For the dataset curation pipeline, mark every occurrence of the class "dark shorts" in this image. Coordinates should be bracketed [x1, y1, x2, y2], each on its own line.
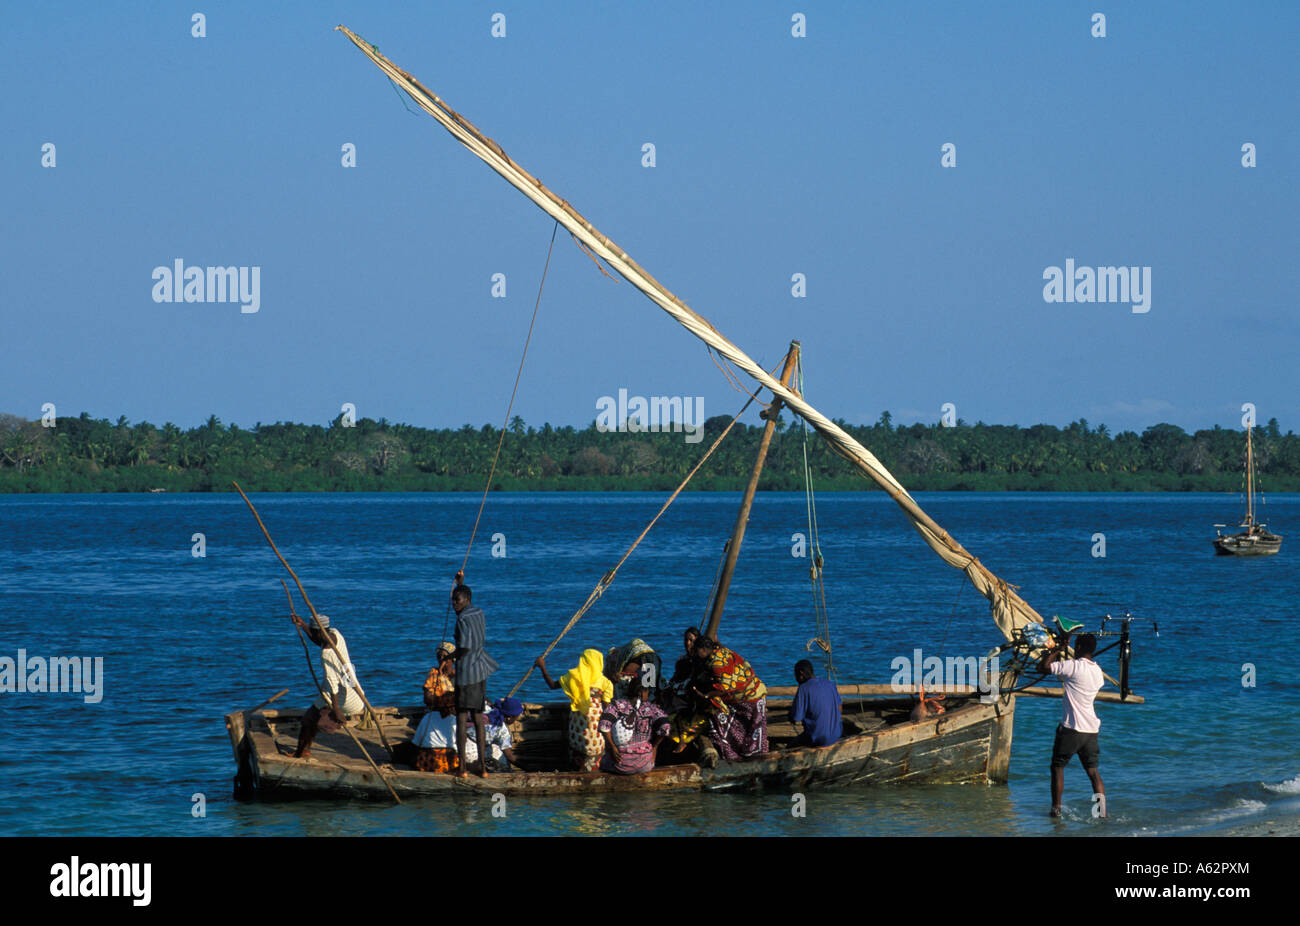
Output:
[455, 678, 486, 713]
[1051, 725, 1100, 769]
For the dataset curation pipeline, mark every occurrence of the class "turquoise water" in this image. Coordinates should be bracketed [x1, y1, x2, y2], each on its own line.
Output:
[2, 491, 1297, 836]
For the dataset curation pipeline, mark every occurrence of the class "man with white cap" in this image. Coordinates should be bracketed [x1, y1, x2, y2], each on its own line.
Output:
[292, 613, 365, 759]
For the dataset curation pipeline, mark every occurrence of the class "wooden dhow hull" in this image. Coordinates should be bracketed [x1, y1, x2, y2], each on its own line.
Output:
[225, 691, 1015, 800]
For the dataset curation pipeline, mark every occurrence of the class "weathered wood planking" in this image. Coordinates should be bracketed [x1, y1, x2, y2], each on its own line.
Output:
[226, 691, 1016, 800]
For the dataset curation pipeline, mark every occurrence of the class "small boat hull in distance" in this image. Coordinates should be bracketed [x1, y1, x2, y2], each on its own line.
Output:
[224, 691, 1016, 801]
[1213, 529, 1282, 556]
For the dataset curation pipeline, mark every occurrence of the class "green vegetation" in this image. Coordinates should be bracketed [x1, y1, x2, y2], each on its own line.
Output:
[1, 411, 1297, 493]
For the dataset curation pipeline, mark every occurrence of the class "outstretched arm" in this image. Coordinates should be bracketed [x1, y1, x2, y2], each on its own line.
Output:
[533, 655, 562, 690]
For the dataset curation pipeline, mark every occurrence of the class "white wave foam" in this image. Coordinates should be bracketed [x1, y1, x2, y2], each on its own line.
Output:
[1204, 798, 1266, 824]
[1263, 775, 1300, 795]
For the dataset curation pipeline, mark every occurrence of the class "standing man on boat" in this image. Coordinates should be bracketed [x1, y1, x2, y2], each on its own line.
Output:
[1039, 632, 1106, 818]
[451, 577, 499, 778]
[789, 659, 841, 748]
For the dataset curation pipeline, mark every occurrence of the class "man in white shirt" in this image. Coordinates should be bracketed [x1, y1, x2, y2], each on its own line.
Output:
[292, 613, 365, 759]
[1039, 632, 1106, 818]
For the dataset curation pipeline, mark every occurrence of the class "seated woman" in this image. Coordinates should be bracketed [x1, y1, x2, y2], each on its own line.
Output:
[422, 641, 456, 715]
[663, 626, 701, 714]
[463, 697, 526, 772]
[605, 638, 662, 700]
[676, 635, 768, 761]
[411, 703, 459, 773]
[535, 650, 613, 771]
[599, 678, 670, 775]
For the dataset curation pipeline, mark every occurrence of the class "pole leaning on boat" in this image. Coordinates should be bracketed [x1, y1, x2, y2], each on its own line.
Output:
[334, 25, 1047, 643]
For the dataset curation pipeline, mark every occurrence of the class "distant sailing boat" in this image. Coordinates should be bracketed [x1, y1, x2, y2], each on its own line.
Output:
[1214, 425, 1282, 556]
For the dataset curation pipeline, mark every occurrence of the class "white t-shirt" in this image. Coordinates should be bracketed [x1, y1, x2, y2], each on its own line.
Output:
[1048, 657, 1104, 733]
[313, 628, 365, 715]
[413, 711, 457, 749]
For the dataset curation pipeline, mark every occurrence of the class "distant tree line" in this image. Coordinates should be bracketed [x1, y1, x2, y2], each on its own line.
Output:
[1, 410, 1296, 493]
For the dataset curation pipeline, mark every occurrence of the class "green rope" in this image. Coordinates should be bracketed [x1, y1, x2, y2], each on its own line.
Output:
[388, 77, 418, 114]
[370, 44, 419, 115]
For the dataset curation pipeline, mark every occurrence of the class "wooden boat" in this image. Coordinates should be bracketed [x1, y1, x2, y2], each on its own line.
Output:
[1214, 424, 1282, 556]
[220, 28, 1143, 802]
[226, 689, 1015, 799]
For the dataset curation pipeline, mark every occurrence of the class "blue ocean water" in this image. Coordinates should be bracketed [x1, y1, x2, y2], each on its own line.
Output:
[1, 491, 1297, 837]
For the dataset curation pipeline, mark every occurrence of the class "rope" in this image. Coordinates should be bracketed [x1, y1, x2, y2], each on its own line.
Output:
[448, 221, 559, 638]
[797, 358, 835, 681]
[570, 232, 619, 281]
[702, 540, 731, 626]
[507, 393, 756, 697]
[936, 573, 967, 657]
[708, 347, 769, 407]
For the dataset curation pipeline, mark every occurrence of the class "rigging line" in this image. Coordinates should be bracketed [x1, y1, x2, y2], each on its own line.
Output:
[702, 539, 732, 625]
[797, 359, 834, 679]
[570, 232, 619, 281]
[708, 347, 770, 407]
[458, 220, 560, 580]
[935, 572, 968, 659]
[388, 76, 419, 114]
[507, 392, 756, 698]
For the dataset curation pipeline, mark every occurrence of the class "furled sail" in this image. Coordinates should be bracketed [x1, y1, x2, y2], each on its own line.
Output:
[336, 26, 1045, 642]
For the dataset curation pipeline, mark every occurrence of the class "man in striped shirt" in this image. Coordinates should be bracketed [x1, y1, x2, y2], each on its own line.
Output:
[451, 582, 499, 778]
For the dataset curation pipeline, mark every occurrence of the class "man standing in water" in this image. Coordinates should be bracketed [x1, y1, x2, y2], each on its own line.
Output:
[451, 579, 498, 778]
[1040, 632, 1106, 818]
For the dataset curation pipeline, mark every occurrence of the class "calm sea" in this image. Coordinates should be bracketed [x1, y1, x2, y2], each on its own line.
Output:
[2, 491, 1297, 837]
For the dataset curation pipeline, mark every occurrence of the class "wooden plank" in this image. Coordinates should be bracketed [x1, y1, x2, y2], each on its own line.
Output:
[765, 683, 1143, 704]
[1021, 686, 1143, 705]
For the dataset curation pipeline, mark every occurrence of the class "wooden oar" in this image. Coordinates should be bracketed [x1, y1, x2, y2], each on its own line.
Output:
[284, 580, 403, 804]
[232, 480, 396, 757]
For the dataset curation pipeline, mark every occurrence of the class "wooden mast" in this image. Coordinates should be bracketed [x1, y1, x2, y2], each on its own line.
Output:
[704, 341, 800, 641]
[1246, 424, 1255, 526]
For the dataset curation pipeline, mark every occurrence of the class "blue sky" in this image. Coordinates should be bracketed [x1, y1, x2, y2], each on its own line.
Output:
[3, 0, 1297, 434]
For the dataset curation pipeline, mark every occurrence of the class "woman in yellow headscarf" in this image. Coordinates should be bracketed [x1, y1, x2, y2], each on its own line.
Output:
[535, 650, 614, 771]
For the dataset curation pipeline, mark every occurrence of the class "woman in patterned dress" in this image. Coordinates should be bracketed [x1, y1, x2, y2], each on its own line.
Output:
[534, 650, 613, 771]
[677, 635, 768, 761]
[598, 678, 671, 774]
[422, 641, 457, 714]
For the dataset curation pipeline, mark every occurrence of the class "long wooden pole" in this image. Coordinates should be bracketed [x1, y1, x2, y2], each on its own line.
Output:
[232, 481, 395, 757]
[704, 342, 800, 640]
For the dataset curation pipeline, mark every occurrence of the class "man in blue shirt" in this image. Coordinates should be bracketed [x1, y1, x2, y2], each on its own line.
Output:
[790, 659, 841, 748]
